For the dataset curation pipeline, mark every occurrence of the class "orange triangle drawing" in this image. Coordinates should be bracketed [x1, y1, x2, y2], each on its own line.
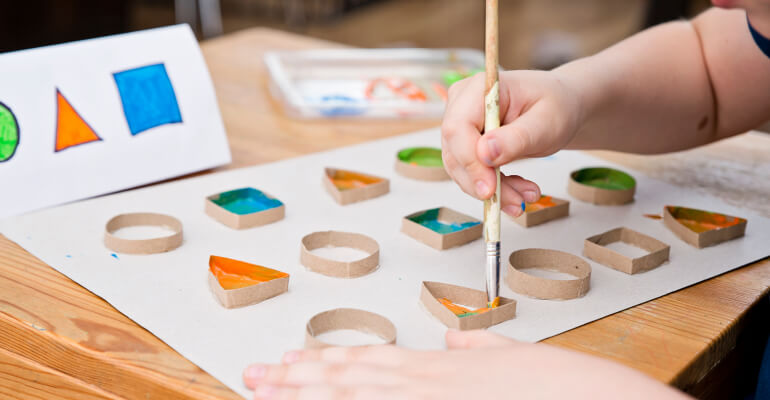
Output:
[55, 89, 101, 152]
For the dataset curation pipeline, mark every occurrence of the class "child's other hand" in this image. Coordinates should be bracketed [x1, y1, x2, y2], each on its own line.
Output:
[441, 70, 582, 216]
[243, 330, 690, 400]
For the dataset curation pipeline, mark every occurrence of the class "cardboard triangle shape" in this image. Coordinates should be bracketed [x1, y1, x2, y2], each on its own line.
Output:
[54, 89, 102, 152]
[323, 167, 389, 205]
[663, 206, 747, 248]
[208, 255, 289, 308]
[419, 281, 516, 330]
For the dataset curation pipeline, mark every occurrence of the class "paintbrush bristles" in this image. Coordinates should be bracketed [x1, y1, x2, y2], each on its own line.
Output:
[483, 0, 501, 244]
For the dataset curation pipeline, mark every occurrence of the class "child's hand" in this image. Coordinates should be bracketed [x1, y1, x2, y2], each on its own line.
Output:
[441, 70, 582, 216]
[243, 330, 690, 400]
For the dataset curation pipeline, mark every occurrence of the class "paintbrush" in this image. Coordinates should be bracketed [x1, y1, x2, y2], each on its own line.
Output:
[483, 0, 501, 307]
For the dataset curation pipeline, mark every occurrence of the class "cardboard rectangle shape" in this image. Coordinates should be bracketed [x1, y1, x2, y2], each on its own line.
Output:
[506, 249, 591, 300]
[567, 167, 636, 205]
[305, 308, 396, 349]
[584, 227, 670, 274]
[513, 195, 570, 227]
[401, 207, 482, 250]
[208, 256, 289, 309]
[663, 206, 747, 248]
[205, 187, 285, 229]
[323, 167, 390, 205]
[419, 281, 516, 330]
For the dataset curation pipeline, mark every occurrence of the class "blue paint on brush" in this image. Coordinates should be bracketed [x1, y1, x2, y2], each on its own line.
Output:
[111, 253, 119, 260]
[210, 188, 283, 215]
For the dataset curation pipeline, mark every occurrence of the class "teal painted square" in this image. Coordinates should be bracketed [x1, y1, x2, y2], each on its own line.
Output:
[408, 208, 480, 234]
[211, 188, 282, 215]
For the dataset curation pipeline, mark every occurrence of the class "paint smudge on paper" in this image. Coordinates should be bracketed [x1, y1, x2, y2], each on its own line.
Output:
[666, 206, 745, 234]
[397, 147, 443, 168]
[209, 255, 288, 290]
[524, 196, 557, 213]
[0, 101, 19, 162]
[210, 188, 283, 215]
[110, 253, 119, 260]
[328, 169, 382, 191]
[438, 297, 497, 318]
[408, 208, 480, 234]
[572, 167, 635, 191]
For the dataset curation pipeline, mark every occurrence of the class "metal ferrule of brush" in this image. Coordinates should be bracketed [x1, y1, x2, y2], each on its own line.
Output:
[485, 241, 501, 302]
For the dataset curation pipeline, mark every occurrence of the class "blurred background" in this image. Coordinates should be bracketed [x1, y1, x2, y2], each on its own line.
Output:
[2, 0, 711, 69]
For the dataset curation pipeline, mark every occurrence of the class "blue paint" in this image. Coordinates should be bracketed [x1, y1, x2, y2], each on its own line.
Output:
[111, 253, 119, 260]
[749, 15, 770, 58]
[113, 63, 183, 135]
[409, 208, 480, 234]
[521, 202, 526, 212]
[319, 95, 365, 117]
[65, 254, 72, 258]
[211, 187, 283, 215]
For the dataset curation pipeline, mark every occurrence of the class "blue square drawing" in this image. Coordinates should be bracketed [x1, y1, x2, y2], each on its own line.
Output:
[113, 63, 183, 136]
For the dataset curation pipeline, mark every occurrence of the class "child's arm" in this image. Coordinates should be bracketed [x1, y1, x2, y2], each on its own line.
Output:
[442, 7, 770, 215]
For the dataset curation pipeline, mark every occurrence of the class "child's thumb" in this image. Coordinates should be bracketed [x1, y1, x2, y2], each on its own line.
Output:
[476, 104, 546, 167]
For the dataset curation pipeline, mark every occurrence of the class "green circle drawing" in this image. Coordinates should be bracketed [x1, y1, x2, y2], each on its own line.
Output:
[0, 102, 19, 162]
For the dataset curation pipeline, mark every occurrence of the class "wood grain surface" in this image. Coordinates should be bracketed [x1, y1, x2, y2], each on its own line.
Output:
[0, 28, 768, 399]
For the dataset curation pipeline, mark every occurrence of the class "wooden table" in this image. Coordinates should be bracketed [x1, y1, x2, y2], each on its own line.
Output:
[1, 28, 769, 400]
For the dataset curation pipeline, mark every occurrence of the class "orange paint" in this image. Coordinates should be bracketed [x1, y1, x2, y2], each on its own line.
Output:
[55, 89, 102, 152]
[438, 297, 498, 317]
[667, 206, 745, 234]
[644, 214, 662, 220]
[328, 170, 382, 191]
[524, 196, 557, 212]
[365, 78, 427, 102]
[209, 256, 288, 290]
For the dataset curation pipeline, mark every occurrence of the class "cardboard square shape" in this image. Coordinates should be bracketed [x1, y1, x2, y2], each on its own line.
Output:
[663, 206, 747, 248]
[401, 207, 482, 250]
[208, 256, 289, 309]
[394, 147, 450, 181]
[419, 281, 516, 330]
[584, 227, 670, 274]
[506, 249, 591, 300]
[513, 195, 570, 227]
[323, 167, 390, 205]
[104, 212, 183, 254]
[300, 231, 380, 278]
[567, 167, 636, 205]
[205, 187, 285, 229]
[305, 308, 396, 349]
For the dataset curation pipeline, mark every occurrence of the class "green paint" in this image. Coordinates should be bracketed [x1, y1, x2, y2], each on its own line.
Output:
[442, 68, 483, 87]
[572, 167, 635, 191]
[408, 208, 480, 234]
[398, 147, 443, 168]
[0, 102, 19, 162]
[211, 188, 283, 215]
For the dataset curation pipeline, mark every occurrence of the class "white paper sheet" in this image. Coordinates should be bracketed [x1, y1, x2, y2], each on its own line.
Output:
[0, 25, 231, 218]
[1, 128, 768, 399]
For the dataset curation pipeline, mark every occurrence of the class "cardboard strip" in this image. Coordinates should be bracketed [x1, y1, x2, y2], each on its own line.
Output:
[208, 255, 289, 309]
[305, 308, 397, 349]
[300, 231, 380, 278]
[584, 227, 670, 275]
[104, 212, 183, 254]
[323, 167, 390, 205]
[205, 187, 285, 229]
[567, 167, 636, 205]
[506, 249, 591, 300]
[401, 207, 482, 250]
[419, 281, 516, 330]
[394, 147, 450, 181]
[662, 205, 747, 248]
[512, 195, 570, 227]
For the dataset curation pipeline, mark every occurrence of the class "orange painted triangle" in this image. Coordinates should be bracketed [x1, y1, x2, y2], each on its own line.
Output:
[55, 89, 101, 152]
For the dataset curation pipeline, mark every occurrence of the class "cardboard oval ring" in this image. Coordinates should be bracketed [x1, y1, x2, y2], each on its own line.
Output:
[305, 308, 396, 349]
[104, 212, 183, 254]
[567, 167, 636, 205]
[394, 147, 449, 181]
[300, 231, 380, 278]
[506, 248, 591, 300]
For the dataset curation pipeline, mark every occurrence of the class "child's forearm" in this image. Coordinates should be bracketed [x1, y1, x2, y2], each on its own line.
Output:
[559, 7, 770, 154]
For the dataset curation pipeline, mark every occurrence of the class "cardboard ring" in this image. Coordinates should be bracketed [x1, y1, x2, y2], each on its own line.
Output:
[506, 249, 591, 300]
[394, 147, 450, 181]
[300, 231, 380, 278]
[104, 212, 183, 254]
[305, 308, 397, 349]
[567, 167, 636, 205]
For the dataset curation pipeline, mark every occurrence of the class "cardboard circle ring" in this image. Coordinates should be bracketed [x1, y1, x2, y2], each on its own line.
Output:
[104, 212, 183, 254]
[567, 167, 636, 205]
[305, 308, 396, 349]
[394, 147, 450, 181]
[506, 249, 591, 300]
[300, 231, 380, 278]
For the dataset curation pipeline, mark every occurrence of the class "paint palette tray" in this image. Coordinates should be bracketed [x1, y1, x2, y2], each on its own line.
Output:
[264, 48, 485, 119]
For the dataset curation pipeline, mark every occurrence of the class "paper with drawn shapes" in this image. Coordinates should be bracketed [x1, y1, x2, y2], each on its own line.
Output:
[0, 25, 230, 218]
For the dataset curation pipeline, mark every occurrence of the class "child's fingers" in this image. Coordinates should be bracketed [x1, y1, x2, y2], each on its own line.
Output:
[282, 345, 406, 367]
[253, 384, 401, 400]
[476, 101, 550, 167]
[502, 174, 541, 204]
[499, 179, 525, 217]
[441, 131, 496, 199]
[445, 329, 521, 350]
